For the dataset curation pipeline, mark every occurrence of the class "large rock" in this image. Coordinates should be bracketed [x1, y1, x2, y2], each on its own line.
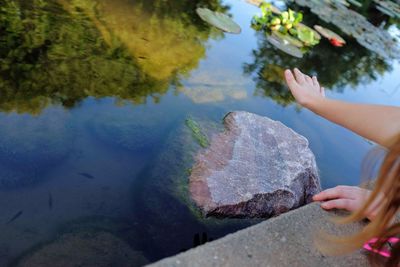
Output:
[189, 111, 320, 218]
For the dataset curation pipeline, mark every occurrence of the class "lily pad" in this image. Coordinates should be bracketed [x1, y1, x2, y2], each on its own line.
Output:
[314, 25, 346, 44]
[246, 0, 282, 13]
[293, 0, 400, 59]
[347, 0, 362, 7]
[374, 0, 400, 19]
[196, 8, 241, 34]
[267, 33, 304, 58]
[296, 23, 321, 40]
[273, 31, 304, 47]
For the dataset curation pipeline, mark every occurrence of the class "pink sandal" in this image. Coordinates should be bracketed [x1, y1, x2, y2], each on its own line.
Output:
[363, 237, 399, 258]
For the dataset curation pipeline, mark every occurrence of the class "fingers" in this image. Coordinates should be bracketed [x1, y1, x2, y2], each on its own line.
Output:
[305, 75, 313, 85]
[293, 68, 306, 84]
[284, 69, 299, 89]
[320, 87, 325, 97]
[313, 185, 358, 201]
[320, 199, 357, 211]
[312, 76, 319, 87]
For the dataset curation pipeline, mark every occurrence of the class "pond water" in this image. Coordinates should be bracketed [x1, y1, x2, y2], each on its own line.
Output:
[0, 0, 399, 265]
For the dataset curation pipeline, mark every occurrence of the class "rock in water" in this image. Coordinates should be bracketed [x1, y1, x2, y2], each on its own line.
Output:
[189, 111, 321, 218]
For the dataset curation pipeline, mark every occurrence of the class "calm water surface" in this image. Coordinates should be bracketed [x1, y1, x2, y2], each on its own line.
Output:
[0, 0, 399, 265]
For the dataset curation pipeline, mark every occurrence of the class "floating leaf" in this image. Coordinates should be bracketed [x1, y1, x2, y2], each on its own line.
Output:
[347, 0, 362, 7]
[196, 8, 241, 34]
[296, 23, 321, 40]
[273, 31, 304, 47]
[266, 33, 303, 58]
[245, 0, 264, 7]
[297, 27, 319, 46]
[374, 0, 400, 19]
[314, 25, 346, 45]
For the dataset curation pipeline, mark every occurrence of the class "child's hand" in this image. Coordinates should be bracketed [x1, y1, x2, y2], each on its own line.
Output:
[284, 68, 325, 107]
[313, 186, 382, 221]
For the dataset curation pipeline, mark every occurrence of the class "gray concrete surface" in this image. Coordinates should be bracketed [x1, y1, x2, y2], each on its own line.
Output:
[148, 203, 371, 267]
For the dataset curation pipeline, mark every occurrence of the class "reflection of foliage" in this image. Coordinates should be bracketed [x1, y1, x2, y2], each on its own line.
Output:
[0, 0, 227, 114]
[244, 27, 391, 106]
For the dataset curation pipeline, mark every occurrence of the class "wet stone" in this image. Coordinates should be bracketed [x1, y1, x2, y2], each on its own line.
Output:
[189, 111, 321, 218]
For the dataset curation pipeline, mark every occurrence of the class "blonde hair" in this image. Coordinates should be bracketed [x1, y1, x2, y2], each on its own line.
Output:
[319, 135, 400, 266]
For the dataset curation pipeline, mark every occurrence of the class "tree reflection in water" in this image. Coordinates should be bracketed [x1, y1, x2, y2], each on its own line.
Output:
[0, 0, 228, 114]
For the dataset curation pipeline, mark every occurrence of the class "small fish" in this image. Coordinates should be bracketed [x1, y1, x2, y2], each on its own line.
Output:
[78, 172, 95, 179]
[6, 210, 23, 225]
[48, 193, 53, 210]
[141, 37, 149, 42]
[138, 56, 147, 60]
[329, 38, 344, 47]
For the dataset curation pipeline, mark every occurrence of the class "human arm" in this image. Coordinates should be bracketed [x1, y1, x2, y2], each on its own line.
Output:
[284, 68, 400, 148]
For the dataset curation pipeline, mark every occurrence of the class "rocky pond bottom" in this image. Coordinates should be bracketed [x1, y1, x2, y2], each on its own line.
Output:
[190, 111, 321, 218]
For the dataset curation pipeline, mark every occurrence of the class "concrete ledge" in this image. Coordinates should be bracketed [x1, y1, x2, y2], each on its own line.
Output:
[148, 203, 370, 267]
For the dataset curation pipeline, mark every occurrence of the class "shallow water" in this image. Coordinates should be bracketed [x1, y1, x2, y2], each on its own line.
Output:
[0, 0, 399, 265]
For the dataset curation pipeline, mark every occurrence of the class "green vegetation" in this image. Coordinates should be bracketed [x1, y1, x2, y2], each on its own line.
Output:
[185, 117, 210, 148]
[251, 2, 320, 54]
[252, 3, 303, 32]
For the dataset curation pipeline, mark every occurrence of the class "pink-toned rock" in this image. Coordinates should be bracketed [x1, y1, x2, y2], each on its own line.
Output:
[189, 111, 320, 218]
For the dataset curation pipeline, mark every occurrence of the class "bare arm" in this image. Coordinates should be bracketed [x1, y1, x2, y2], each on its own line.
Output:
[285, 68, 400, 148]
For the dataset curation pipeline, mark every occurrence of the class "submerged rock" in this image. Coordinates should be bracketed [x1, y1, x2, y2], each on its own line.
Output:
[189, 111, 321, 218]
[16, 231, 148, 267]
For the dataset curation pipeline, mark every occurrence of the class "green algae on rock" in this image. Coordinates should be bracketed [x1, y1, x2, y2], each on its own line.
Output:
[196, 8, 241, 34]
[185, 117, 210, 148]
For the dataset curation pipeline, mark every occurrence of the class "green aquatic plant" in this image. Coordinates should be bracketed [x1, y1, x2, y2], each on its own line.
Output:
[251, 1, 320, 57]
[185, 117, 210, 148]
[252, 2, 303, 32]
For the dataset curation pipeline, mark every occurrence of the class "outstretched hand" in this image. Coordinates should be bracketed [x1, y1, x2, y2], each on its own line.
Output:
[284, 68, 325, 107]
[313, 186, 383, 221]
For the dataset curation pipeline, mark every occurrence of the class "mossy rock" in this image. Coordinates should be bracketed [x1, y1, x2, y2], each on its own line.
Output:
[15, 231, 148, 267]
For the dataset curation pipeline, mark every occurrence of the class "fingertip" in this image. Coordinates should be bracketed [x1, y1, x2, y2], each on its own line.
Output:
[320, 202, 330, 209]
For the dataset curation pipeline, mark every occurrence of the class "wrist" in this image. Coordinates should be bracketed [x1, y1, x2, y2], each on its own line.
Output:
[303, 96, 324, 111]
